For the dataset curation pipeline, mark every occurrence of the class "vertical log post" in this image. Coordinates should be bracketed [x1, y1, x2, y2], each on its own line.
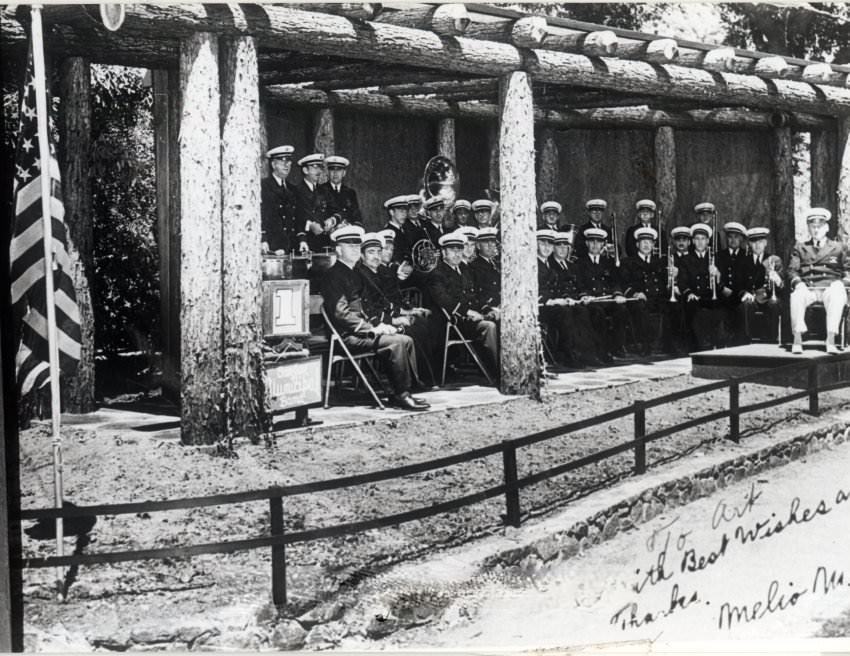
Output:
[437, 117, 456, 162]
[313, 107, 335, 184]
[837, 117, 850, 247]
[728, 382, 740, 443]
[537, 127, 559, 205]
[269, 495, 287, 608]
[810, 129, 837, 236]
[220, 36, 271, 444]
[633, 400, 646, 474]
[488, 121, 500, 196]
[808, 363, 820, 416]
[179, 33, 225, 445]
[498, 72, 541, 397]
[654, 126, 677, 231]
[58, 56, 95, 413]
[153, 69, 182, 403]
[258, 98, 269, 183]
[771, 126, 795, 259]
[501, 441, 521, 528]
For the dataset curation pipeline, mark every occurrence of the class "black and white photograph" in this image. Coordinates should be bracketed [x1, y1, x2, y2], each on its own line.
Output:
[1, 1, 849, 652]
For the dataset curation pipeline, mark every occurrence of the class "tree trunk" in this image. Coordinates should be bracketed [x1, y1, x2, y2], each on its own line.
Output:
[313, 107, 335, 184]
[838, 117, 850, 247]
[436, 118, 456, 162]
[259, 97, 268, 184]
[498, 72, 540, 398]
[153, 69, 182, 403]
[537, 127, 559, 205]
[264, 86, 831, 131]
[179, 32, 224, 445]
[771, 126, 795, 259]
[653, 126, 677, 229]
[487, 122, 500, 194]
[58, 57, 95, 413]
[810, 128, 838, 235]
[220, 35, 270, 445]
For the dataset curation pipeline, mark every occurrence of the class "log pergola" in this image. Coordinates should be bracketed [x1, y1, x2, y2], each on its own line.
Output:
[3, 3, 849, 441]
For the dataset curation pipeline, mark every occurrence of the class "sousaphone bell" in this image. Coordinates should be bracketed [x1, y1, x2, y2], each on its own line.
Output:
[411, 156, 461, 273]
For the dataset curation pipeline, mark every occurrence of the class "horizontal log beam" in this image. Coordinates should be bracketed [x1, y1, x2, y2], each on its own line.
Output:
[615, 38, 678, 64]
[264, 86, 834, 130]
[373, 3, 469, 36]
[39, 4, 850, 115]
[291, 3, 383, 21]
[376, 78, 498, 96]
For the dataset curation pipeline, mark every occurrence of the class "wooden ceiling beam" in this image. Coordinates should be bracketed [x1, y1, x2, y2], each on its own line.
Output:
[264, 85, 833, 130]
[36, 4, 850, 114]
[372, 3, 470, 36]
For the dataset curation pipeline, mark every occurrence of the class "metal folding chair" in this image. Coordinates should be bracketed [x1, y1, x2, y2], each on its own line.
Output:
[320, 305, 386, 409]
[440, 307, 495, 386]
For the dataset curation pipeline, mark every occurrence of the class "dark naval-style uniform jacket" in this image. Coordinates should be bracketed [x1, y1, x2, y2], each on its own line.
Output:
[318, 181, 363, 227]
[468, 255, 501, 310]
[260, 175, 298, 252]
[619, 253, 667, 302]
[574, 220, 614, 258]
[573, 253, 623, 297]
[624, 223, 667, 258]
[714, 247, 749, 304]
[293, 179, 334, 252]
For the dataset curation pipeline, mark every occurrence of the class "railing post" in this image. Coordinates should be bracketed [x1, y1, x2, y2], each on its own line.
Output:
[729, 382, 740, 443]
[269, 495, 286, 609]
[808, 363, 820, 416]
[501, 441, 521, 528]
[634, 401, 646, 475]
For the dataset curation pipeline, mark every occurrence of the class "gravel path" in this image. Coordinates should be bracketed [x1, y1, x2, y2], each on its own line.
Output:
[18, 373, 850, 642]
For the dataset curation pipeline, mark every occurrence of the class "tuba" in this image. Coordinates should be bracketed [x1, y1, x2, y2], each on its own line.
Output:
[411, 156, 461, 272]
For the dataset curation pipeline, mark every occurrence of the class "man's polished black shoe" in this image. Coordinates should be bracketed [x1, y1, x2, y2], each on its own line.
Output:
[410, 396, 430, 406]
[393, 392, 430, 411]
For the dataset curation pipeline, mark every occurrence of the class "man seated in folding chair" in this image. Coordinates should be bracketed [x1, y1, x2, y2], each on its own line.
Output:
[426, 231, 500, 384]
[358, 231, 440, 388]
[787, 208, 850, 354]
[320, 225, 430, 411]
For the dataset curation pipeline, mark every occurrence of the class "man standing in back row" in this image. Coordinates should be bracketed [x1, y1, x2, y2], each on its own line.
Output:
[260, 145, 298, 253]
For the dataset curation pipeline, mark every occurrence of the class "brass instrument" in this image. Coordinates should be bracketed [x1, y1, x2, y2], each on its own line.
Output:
[412, 155, 461, 272]
[764, 254, 783, 301]
[652, 207, 663, 258]
[611, 212, 621, 267]
[667, 243, 677, 303]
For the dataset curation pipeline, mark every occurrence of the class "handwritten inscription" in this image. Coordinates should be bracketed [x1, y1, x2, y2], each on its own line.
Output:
[610, 484, 850, 632]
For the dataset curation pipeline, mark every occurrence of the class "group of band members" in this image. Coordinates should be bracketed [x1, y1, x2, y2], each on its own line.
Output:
[261, 146, 850, 399]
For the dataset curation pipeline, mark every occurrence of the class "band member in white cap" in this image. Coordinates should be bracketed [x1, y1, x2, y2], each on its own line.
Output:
[321, 225, 430, 410]
[716, 221, 750, 345]
[575, 198, 613, 259]
[667, 226, 694, 353]
[318, 155, 363, 228]
[472, 199, 496, 229]
[427, 232, 500, 382]
[357, 232, 438, 388]
[383, 195, 413, 264]
[678, 222, 725, 350]
[539, 201, 563, 231]
[457, 226, 480, 266]
[261, 145, 298, 253]
[423, 196, 449, 247]
[468, 227, 501, 320]
[404, 194, 430, 249]
[294, 152, 333, 253]
[452, 200, 473, 228]
[787, 208, 850, 354]
[619, 226, 667, 356]
[574, 226, 629, 361]
[537, 229, 602, 367]
[625, 199, 665, 258]
[693, 202, 716, 226]
[739, 226, 783, 343]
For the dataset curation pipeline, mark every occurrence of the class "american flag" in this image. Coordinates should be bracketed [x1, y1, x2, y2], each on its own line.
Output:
[10, 41, 81, 397]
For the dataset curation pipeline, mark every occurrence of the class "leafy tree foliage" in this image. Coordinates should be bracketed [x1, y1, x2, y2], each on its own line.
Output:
[88, 66, 159, 356]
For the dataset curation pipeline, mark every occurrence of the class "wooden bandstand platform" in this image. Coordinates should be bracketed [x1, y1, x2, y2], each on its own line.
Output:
[691, 343, 850, 387]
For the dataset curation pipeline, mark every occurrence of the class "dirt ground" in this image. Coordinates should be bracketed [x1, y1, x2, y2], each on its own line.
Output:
[16, 372, 850, 648]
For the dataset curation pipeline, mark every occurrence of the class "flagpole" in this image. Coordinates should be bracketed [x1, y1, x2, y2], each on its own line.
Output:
[30, 4, 65, 597]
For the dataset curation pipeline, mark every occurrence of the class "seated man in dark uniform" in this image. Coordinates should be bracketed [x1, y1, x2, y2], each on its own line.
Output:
[619, 226, 667, 356]
[468, 227, 501, 319]
[715, 221, 750, 346]
[624, 199, 666, 258]
[678, 222, 725, 350]
[538, 229, 603, 368]
[665, 226, 693, 353]
[318, 155, 363, 228]
[452, 200, 473, 228]
[457, 226, 479, 267]
[422, 196, 450, 247]
[357, 232, 438, 388]
[260, 145, 298, 253]
[539, 201, 564, 231]
[575, 198, 614, 259]
[739, 226, 783, 343]
[320, 225, 429, 411]
[573, 226, 629, 362]
[426, 232, 500, 382]
[472, 199, 496, 229]
[382, 195, 413, 264]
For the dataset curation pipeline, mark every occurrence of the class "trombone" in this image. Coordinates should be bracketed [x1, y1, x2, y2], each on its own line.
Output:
[709, 209, 718, 301]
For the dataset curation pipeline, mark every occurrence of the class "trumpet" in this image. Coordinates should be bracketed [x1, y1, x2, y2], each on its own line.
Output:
[764, 254, 783, 301]
[667, 243, 677, 303]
